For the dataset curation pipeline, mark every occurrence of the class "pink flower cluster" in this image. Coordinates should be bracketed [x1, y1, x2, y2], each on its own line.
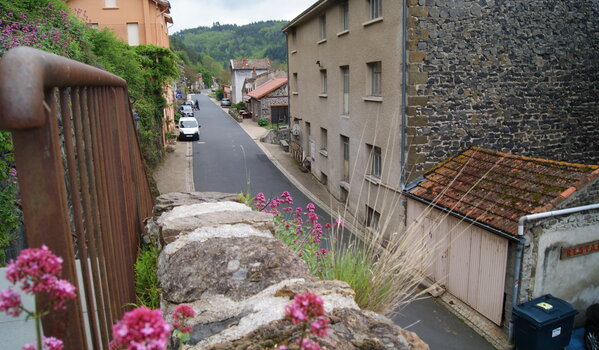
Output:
[281, 291, 330, 350]
[110, 307, 172, 350]
[22, 336, 64, 350]
[171, 304, 195, 334]
[0, 246, 75, 349]
[0, 3, 85, 57]
[3, 245, 76, 311]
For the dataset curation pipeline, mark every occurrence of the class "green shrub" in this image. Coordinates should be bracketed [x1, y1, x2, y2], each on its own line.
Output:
[215, 88, 224, 101]
[257, 118, 269, 127]
[232, 101, 246, 110]
[134, 245, 160, 309]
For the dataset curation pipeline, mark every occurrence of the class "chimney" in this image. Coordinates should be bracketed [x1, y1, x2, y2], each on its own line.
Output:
[252, 67, 257, 78]
[242, 58, 247, 68]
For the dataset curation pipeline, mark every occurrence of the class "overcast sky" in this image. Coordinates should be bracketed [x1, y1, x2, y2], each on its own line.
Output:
[168, 0, 317, 33]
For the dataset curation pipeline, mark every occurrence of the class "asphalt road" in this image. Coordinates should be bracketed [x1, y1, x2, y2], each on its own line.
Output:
[188, 93, 495, 350]
[189, 93, 329, 221]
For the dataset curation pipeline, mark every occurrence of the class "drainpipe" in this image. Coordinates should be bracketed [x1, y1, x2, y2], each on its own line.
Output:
[400, 0, 408, 190]
[508, 202, 599, 343]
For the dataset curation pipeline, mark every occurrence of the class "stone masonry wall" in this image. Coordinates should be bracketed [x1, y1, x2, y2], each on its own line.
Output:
[257, 84, 288, 122]
[146, 192, 428, 349]
[405, 0, 599, 181]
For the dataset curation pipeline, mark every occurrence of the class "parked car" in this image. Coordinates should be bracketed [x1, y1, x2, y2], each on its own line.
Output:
[179, 105, 193, 117]
[177, 117, 200, 141]
[183, 100, 194, 106]
[220, 98, 231, 107]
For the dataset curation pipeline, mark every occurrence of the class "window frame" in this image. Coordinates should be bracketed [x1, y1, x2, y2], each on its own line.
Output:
[368, 0, 382, 20]
[366, 205, 381, 232]
[368, 61, 382, 97]
[104, 0, 117, 8]
[127, 23, 140, 46]
[369, 144, 382, 178]
[319, 15, 327, 41]
[341, 66, 350, 115]
[320, 69, 328, 94]
[320, 128, 328, 151]
[340, 1, 349, 31]
[341, 135, 350, 182]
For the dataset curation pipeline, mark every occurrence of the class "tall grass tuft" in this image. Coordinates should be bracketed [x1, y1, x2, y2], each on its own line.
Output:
[134, 245, 161, 309]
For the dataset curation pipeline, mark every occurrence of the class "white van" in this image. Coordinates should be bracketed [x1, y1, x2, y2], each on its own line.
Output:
[178, 117, 200, 141]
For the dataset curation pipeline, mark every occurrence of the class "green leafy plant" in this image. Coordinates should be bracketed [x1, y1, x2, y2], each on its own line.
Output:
[257, 118, 269, 127]
[0, 132, 20, 265]
[215, 87, 224, 101]
[134, 245, 160, 309]
[231, 101, 246, 110]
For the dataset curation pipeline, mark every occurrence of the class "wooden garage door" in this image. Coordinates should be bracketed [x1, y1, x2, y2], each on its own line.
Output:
[407, 200, 508, 325]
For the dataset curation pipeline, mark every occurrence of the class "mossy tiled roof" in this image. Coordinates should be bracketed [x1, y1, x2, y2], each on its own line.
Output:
[407, 147, 599, 235]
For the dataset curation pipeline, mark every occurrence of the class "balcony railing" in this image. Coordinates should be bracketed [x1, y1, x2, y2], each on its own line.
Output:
[0, 47, 154, 349]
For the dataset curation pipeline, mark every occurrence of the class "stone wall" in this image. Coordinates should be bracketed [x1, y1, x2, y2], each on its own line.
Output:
[146, 192, 428, 349]
[559, 176, 599, 208]
[405, 0, 599, 180]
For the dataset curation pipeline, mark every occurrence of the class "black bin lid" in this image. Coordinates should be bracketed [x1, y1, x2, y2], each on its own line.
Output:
[513, 294, 578, 328]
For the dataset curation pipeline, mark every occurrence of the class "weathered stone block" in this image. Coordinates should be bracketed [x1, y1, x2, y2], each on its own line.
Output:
[409, 6, 429, 17]
[408, 96, 429, 106]
[409, 71, 428, 85]
[410, 51, 427, 63]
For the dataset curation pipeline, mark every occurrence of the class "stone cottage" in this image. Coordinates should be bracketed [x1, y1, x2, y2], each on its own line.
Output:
[247, 77, 289, 125]
[404, 147, 599, 335]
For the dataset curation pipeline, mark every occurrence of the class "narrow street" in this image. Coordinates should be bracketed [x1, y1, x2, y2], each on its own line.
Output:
[188, 93, 495, 350]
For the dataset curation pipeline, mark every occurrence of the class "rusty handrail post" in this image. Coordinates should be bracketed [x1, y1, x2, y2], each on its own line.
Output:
[0, 47, 154, 349]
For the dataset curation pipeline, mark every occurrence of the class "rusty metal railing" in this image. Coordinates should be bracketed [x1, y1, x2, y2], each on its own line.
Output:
[0, 47, 154, 349]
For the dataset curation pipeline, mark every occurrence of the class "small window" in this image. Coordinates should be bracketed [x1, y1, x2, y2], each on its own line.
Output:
[368, 0, 382, 20]
[88, 23, 99, 30]
[127, 23, 140, 46]
[368, 61, 382, 97]
[341, 135, 350, 181]
[320, 69, 327, 94]
[292, 73, 298, 93]
[321, 128, 328, 151]
[306, 121, 311, 137]
[321, 172, 328, 186]
[368, 144, 382, 178]
[319, 15, 327, 40]
[340, 1, 349, 31]
[366, 206, 381, 232]
[105, 0, 117, 8]
[341, 66, 349, 115]
[291, 29, 297, 46]
[340, 187, 348, 202]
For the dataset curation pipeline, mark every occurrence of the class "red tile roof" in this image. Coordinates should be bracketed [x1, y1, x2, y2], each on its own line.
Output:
[406, 147, 599, 235]
[247, 77, 288, 99]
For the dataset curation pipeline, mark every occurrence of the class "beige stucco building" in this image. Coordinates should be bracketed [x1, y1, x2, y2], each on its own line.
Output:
[66, 0, 175, 144]
[283, 0, 406, 235]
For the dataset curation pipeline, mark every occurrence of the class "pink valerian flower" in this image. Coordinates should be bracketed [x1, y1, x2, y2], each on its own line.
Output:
[254, 193, 266, 210]
[5, 245, 63, 293]
[43, 337, 64, 350]
[110, 307, 171, 350]
[284, 292, 326, 325]
[0, 288, 22, 316]
[171, 304, 195, 334]
[335, 219, 343, 227]
[22, 337, 64, 350]
[296, 338, 322, 350]
[310, 317, 330, 338]
[49, 278, 77, 310]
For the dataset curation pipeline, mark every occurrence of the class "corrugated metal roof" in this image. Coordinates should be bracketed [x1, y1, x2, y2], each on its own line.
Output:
[247, 77, 287, 99]
[406, 147, 599, 235]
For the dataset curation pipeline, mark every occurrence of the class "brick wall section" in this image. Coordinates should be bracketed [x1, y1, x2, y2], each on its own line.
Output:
[405, 0, 599, 181]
